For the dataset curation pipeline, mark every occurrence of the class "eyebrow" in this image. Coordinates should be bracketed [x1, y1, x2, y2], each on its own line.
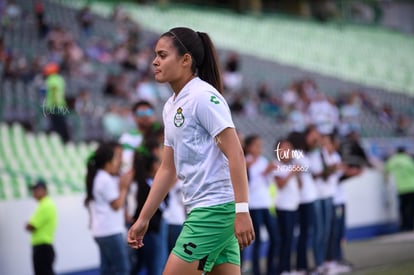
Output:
[155, 50, 168, 55]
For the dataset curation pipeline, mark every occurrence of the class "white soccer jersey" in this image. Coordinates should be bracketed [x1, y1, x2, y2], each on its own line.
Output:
[163, 77, 235, 212]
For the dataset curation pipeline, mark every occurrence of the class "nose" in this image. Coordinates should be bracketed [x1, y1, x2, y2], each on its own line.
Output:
[152, 56, 159, 67]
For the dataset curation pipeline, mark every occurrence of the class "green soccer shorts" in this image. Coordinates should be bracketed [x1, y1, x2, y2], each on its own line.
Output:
[172, 201, 240, 272]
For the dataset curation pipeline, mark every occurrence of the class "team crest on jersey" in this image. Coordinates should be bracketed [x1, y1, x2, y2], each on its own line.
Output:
[174, 107, 185, 127]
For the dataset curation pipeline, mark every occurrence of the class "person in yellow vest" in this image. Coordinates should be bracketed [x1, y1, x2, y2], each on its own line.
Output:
[385, 146, 414, 231]
[43, 62, 70, 142]
[25, 180, 58, 275]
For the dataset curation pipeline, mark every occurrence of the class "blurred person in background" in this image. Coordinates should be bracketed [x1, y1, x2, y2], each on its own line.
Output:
[130, 140, 167, 275]
[2, 0, 21, 29]
[0, 36, 8, 63]
[272, 138, 301, 275]
[394, 114, 413, 137]
[75, 88, 94, 116]
[244, 135, 278, 275]
[102, 105, 131, 140]
[77, 5, 94, 38]
[339, 130, 372, 170]
[325, 135, 354, 274]
[85, 142, 134, 275]
[338, 92, 361, 136]
[119, 100, 163, 228]
[222, 51, 243, 94]
[307, 91, 339, 136]
[288, 130, 318, 274]
[134, 72, 160, 106]
[119, 100, 162, 173]
[163, 179, 186, 253]
[25, 179, 58, 275]
[305, 125, 336, 273]
[385, 146, 414, 231]
[318, 134, 343, 274]
[43, 62, 70, 143]
[34, 0, 48, 39]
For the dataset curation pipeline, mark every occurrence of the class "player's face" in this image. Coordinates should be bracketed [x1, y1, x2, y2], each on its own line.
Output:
[152, 36, 185, 84]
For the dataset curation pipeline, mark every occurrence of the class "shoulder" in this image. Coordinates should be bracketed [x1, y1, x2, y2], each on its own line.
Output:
[193, 81, 224, 104]
[191, 91, 229, 121]
[40, 197, 57, 211]
[255, 156, 269, 167]
[94, 170, 113, 185]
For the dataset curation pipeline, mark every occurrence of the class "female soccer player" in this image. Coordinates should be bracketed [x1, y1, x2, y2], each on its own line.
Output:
[127, 27, 255, 275]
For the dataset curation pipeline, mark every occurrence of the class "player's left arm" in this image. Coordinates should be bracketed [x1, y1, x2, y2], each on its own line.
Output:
[216, 127, 255, 249]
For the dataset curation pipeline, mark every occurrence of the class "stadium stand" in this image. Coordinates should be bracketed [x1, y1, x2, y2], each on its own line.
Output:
[63, 0, 414, 95]
[0, 122, 97, 201]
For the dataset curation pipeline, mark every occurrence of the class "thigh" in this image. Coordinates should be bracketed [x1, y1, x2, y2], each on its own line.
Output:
[209, 262, 241, 275]
[164, 255, 241, 275]
[163, 253, 204, 275]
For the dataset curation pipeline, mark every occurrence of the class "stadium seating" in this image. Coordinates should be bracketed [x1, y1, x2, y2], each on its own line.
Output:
[67, 0, 414, 95]
[0, 122, 97, 201]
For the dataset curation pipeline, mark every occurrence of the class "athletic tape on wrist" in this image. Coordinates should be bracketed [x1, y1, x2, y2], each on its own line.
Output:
[235, 202, 249, 213]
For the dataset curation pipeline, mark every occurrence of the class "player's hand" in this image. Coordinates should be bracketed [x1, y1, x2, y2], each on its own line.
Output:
[127, 218, 149, 249]
[234, 212, 255, 250]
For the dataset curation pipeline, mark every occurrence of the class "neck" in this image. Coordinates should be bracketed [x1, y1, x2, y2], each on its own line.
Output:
[37, 194, 46, 201]
[171, 73, 195, 97]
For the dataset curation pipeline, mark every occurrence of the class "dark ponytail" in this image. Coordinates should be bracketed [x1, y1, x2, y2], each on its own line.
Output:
[84, 141, 120, 206]
[162, 27, 223, 93]
[197, 32, 223, 94]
